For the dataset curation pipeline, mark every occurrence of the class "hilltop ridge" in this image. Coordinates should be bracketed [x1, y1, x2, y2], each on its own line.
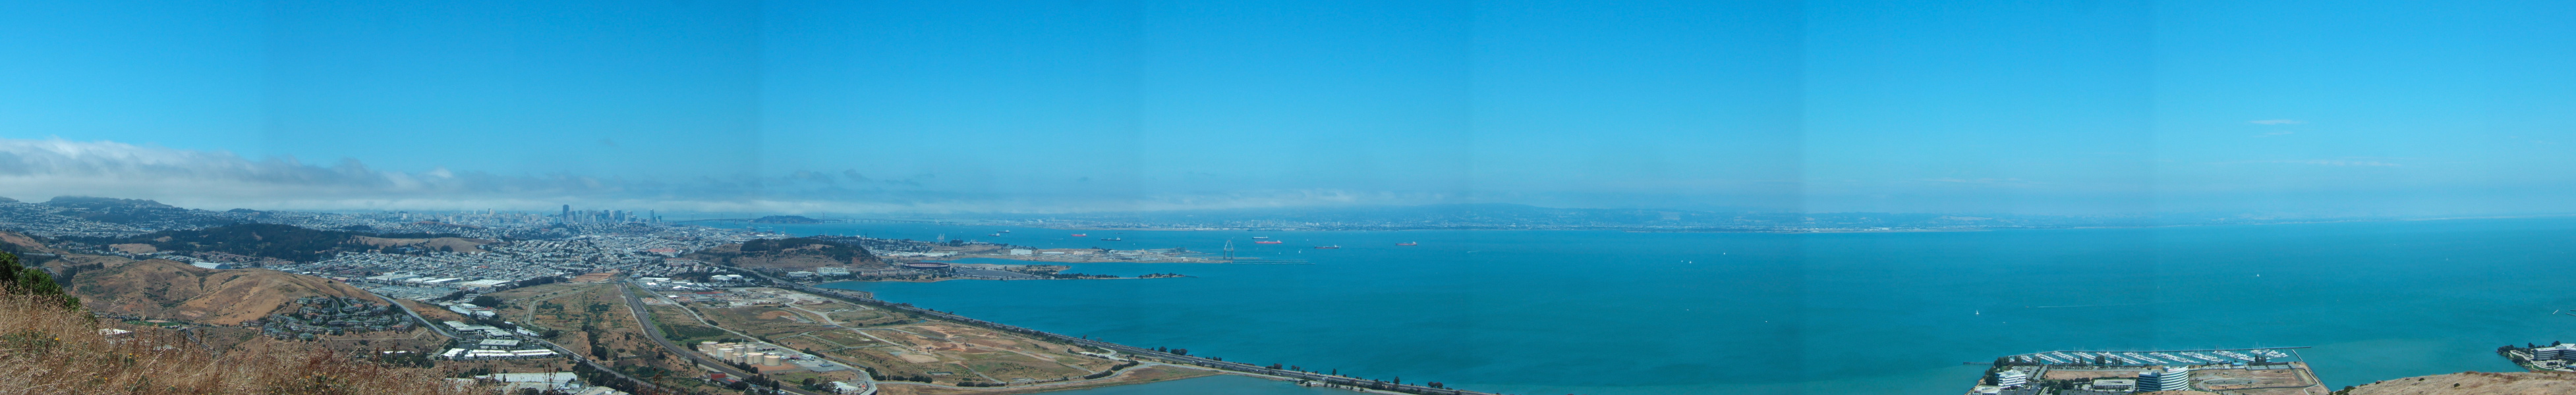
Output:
[0, 251, 481, 394]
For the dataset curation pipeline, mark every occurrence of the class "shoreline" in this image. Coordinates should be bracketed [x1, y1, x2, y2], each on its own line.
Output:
[764, 276, 1495, 395]
[894, 213, 2576, 234]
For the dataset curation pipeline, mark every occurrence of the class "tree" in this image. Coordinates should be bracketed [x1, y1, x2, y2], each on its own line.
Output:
[0, 253, 80, 310]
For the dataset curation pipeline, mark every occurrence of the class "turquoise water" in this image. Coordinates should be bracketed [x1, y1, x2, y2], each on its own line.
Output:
[774, 219, 2576, 394]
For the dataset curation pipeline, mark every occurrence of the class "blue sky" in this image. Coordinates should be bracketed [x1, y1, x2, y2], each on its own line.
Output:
[1, 0, 2571, 216]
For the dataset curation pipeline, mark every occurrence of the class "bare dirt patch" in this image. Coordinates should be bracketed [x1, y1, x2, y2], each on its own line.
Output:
[2347, 371, 2576, 395]
[109, 243, 157, 254]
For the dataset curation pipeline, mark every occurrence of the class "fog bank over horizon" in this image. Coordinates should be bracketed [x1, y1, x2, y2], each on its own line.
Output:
[0, 138, 2563, 219]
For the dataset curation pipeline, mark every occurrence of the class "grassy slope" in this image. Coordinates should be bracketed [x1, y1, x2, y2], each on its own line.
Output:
[66, 259, 376, 325]
[0, 294, 485, 394]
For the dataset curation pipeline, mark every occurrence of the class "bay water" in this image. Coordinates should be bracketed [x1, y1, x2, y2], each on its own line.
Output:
[767, 218, 2576, 394]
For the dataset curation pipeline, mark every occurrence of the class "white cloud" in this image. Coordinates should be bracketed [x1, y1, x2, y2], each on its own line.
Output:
[2248, 119, 2306, 125]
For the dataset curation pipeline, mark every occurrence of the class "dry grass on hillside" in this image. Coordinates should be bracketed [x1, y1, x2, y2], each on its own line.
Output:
[69, 259, 375, 325]
[0, 294, 488, 395]
[2341, 371, 2576, 395]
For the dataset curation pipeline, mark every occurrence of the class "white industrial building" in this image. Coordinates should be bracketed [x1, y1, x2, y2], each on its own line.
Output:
[2138, 367, 2192, 392]
[2534, 344, 2576, 361]
[1993, 369, 2028, 388]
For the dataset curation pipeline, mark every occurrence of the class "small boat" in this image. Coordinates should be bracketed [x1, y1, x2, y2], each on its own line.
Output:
[1396, 242, 1418, 246]
[1254, 240, 1284, 244]
[1071, 234, 1088, 237]
[1000, 230, 1011, 233]
[1313, 245, 1340, 250]
[990, 232, 1003, 236]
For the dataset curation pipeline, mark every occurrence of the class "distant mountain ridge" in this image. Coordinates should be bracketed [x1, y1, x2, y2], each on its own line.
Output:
[0, 196, 236, 238]
[76, 223, 451, 263]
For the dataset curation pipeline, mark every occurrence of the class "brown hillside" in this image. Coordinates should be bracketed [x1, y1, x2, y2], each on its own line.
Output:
[69, 259, 376, 325]
[0, 230, 45, 251]
[2343, 371, 2576, 395]
[0, 294, 486, 395]
[691, 240, 888, 272]
[54, 253, 136, 269]
[726, 253, 873, 271]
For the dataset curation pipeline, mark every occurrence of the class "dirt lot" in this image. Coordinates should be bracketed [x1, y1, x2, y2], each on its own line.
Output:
[2190, 363, 2326, 395]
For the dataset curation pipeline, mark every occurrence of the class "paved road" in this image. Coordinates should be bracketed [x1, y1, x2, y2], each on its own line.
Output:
[619, 283, 834, 395]
[364, 291, 456, 338]
[525, 329, 677, 395]
[368, 288, 672, 394]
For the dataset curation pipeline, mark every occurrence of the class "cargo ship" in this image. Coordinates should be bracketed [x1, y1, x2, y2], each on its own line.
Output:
[1254, 240, 1284, 244]
[1396, 242, 1418, 246]
[1101, 237, 1124, 241]
[1313, 245, 1341, 250]
[1251, 236, 1269, 239]
[1070, 234, 1087, 237]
